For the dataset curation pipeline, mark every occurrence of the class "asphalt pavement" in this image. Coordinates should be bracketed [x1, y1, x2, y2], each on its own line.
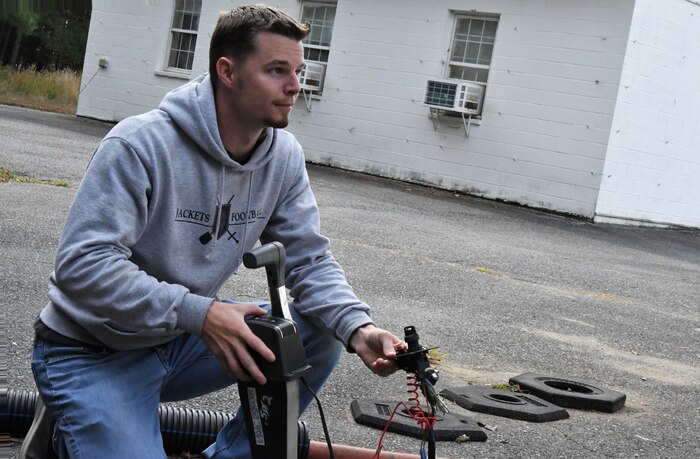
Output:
[1, 104, 699, 458]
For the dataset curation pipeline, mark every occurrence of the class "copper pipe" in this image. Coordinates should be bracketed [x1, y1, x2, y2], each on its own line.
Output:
[308, 440, 443, 459]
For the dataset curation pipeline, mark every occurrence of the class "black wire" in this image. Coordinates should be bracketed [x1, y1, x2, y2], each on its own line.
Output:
[419, 378, 437, 459]
[427, 428, 436, 459]
[301, 377, 335, 459]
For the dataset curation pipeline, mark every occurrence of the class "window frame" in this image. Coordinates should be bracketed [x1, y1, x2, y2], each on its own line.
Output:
[299, 0, 337, 94]
[162, 0, 202, 77]
[444, 13, 499, 116]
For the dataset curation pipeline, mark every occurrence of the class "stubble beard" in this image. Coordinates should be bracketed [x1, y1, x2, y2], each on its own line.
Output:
[265, 115, 290, 129]
[235, 75, 292, 129]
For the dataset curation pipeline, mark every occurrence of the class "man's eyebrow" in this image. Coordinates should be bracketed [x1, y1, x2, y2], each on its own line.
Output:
[265, 59, 305, 71]
[266, 60, 291, 67]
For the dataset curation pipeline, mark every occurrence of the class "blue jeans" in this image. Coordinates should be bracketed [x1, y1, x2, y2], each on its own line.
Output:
[31, 304, 343, 458]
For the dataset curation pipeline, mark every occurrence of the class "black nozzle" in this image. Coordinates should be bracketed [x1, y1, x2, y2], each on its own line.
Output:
[404, 325, 421, 353]
[394, 325, 434, 379]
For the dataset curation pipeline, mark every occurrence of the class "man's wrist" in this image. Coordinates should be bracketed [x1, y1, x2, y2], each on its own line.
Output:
[348, 323, 375, 353]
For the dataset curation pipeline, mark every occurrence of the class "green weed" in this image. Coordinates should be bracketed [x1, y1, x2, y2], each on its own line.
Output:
[476, 266, 503, 277]
[0, 167, 69, 188]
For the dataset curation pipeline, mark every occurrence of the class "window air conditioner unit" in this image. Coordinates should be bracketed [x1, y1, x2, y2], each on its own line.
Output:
[424, 78, 484, 115]
[299, 61, 326, 92]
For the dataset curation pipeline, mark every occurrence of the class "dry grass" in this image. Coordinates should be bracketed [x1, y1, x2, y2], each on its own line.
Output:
[0, 66, 80, 114]
[0, 166, 70, 187]
[475, 266, 503, 277]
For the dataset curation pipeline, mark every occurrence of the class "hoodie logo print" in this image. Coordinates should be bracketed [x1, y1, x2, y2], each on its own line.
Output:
[175, 194, 267, 245]
[199, 194, 238, 245]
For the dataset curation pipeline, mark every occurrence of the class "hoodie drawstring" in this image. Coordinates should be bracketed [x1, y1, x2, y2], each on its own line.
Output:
[242, 171, 254, 250]
[211, 165, 226, 248]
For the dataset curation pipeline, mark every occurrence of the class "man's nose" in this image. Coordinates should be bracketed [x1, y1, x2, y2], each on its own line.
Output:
[287, 72, 301, 95]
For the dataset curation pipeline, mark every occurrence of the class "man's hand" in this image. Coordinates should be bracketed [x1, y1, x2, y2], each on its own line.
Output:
[201, 301, 276, 385]
[349, 324, 407, 377]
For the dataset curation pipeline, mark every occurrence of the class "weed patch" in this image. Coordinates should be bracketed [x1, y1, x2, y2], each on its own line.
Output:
[0, 167, 69, 188]
[0, 66, 79, 114]
[476, 267, 503, 277]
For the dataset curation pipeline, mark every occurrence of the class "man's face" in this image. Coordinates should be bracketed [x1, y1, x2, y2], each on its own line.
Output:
[228, 31, 304, 129]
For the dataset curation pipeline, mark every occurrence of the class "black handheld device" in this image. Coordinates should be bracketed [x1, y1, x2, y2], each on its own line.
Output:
[238, 242, 311, 459]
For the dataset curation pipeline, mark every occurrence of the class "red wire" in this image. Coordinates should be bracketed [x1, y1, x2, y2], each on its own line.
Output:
[406, 374, 437, 431]
[372, 374, 438, 458]
[372, 401, 409, 459]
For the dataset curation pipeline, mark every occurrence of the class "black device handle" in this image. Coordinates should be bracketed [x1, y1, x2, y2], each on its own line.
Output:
[243, 242, 287, 318]
[242, 241, 286, 288]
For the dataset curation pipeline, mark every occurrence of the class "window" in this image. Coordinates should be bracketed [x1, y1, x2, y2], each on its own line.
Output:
[448, 16, 497, 84]
[424, 14, 497, 130]
[166, 0, 202, 72]
[299, 2, 336, 92]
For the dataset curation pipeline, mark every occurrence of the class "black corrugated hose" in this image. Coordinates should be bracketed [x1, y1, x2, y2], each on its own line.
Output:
[4, 389, 237, 455]
[4, 389, 313, 457]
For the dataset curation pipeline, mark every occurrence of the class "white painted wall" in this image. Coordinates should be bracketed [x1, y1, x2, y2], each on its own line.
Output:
[77, 1, 301, 120]
[596, 0, 700, 228]
[77, 0, 698, 228]
[291, 0, 633, 218]
[77, 0, 216, 120]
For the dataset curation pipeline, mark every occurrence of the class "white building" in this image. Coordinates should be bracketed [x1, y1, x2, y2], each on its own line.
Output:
[77, 0, 700, 229]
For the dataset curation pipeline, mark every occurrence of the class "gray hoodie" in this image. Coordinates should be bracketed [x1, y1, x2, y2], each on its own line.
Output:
[39, 74, 373, 351]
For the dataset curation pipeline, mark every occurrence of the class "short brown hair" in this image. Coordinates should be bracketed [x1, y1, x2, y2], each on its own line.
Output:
[209, 4, 310, 89]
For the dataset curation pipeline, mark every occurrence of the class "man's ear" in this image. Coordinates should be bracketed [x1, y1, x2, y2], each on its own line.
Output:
[216, 56, 236, 88]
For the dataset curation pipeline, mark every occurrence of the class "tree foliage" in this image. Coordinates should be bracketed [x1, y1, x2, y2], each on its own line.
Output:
[0, 0, 91, 70]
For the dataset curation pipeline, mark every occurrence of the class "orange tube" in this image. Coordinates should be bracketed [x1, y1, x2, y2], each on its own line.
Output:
[308, 440, 433, 459]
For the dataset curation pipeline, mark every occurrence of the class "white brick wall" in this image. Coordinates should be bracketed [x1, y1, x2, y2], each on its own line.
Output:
[77, 0, 213, 120]
[76, 0, 699, 228]
[290, 0, 634, 218]
[596, 0, 700, 227]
